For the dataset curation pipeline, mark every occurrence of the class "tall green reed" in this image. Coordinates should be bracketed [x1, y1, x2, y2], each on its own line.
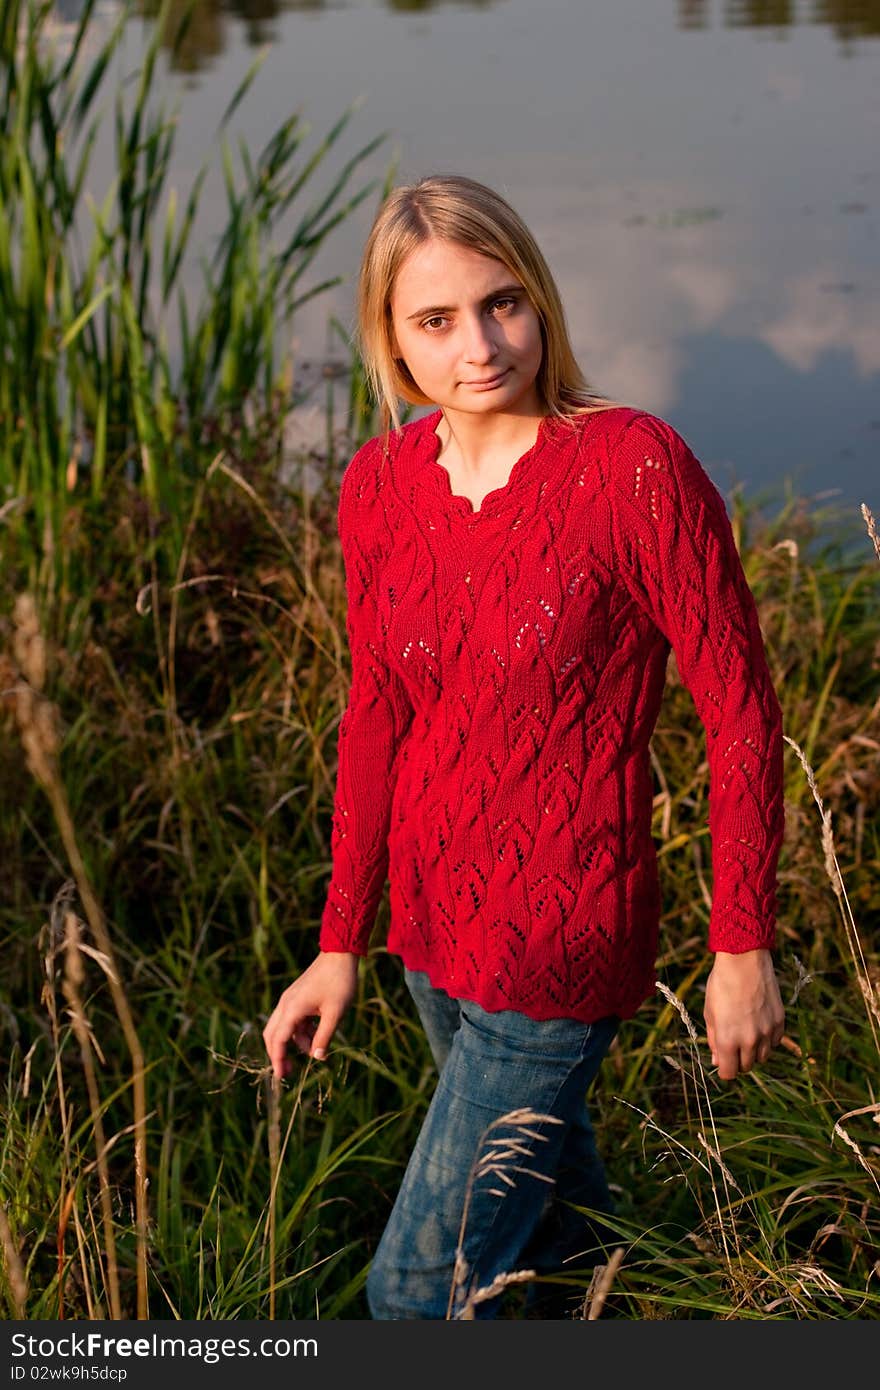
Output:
[1, 0, 391, 1320]
[0, 0, 385, 599]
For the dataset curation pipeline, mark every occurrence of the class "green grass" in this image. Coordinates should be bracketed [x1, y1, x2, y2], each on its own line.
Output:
[2, 437, 878, 1319]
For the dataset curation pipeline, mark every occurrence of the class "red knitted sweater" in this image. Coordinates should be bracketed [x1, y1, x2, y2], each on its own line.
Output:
[318, 405, 785, 1023]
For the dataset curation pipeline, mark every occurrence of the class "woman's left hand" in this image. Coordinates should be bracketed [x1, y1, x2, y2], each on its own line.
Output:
[703, 948, 785, 1081]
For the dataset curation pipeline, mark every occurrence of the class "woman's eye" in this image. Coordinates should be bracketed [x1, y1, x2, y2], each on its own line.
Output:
[420, 298, 517, 330]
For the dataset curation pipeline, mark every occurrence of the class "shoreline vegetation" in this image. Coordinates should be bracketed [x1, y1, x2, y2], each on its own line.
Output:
[2, 0, 879, 1320]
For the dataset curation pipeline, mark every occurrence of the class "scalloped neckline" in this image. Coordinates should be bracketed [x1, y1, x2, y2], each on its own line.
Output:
[422, 408, 552, 520]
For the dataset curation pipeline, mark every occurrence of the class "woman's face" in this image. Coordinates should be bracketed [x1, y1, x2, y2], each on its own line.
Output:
[388, 237, 544, 419]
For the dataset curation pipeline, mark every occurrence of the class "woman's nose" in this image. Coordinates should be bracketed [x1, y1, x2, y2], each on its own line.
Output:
[461, 314, 498, 364]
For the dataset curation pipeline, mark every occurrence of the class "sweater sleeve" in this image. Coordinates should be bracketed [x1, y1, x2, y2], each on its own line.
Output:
[318, 442, 415, 956]
[607, 414, 785, 954]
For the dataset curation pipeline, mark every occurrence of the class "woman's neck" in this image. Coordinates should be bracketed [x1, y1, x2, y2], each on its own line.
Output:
[434, 402, 547, 475]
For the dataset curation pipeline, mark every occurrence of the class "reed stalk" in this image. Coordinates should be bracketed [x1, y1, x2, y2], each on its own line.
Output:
[10, 593, 149, 1317]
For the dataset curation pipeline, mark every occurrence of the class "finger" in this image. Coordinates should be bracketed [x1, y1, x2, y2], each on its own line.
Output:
[714, 1045, 740, 1082]
[293, 1018, 317, 1056]
[263, 1023, 289, 1081]
[265, 997, 312, 1076]
[310, 1010, 341, 1061]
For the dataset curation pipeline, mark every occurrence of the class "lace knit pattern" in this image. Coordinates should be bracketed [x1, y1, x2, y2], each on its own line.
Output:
[318, 406, 785, 1024]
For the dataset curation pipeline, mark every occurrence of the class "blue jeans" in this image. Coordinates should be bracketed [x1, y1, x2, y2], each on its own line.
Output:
[366, 967, 620, 1320]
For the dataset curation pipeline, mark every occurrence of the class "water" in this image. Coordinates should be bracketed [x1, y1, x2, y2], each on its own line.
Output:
[48, 0, 880, 541]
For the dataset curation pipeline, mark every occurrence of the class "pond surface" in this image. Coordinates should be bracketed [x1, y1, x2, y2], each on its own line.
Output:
[50, 0, 880, 539]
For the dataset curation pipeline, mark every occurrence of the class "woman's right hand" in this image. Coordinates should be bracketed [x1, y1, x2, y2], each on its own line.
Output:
[262, 950, 360, 1080]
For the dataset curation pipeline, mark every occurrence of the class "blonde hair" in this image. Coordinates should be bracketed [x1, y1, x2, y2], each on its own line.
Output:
[356, 173, 628, 436]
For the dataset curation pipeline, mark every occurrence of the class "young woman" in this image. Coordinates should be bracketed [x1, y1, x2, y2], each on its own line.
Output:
[262, 174, 786, 1320]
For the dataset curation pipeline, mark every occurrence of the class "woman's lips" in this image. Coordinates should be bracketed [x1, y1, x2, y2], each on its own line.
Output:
[464, 369, 510, 390]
